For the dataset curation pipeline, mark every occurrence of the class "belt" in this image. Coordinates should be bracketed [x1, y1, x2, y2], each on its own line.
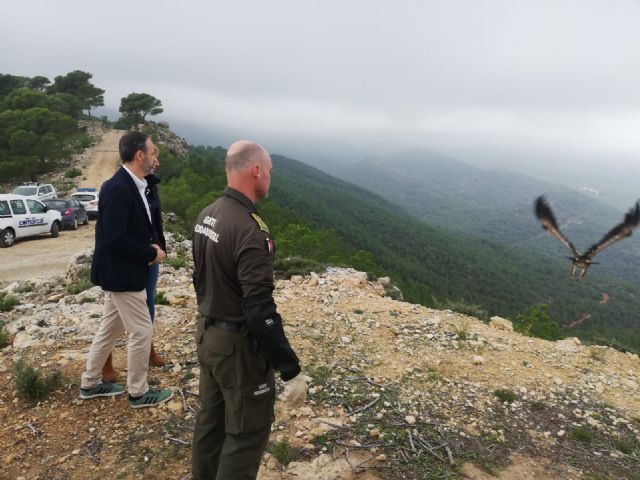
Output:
[204, 317, 244, 333]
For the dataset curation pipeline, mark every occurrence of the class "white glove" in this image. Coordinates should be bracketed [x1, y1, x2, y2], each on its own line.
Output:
[279, 373, 312, 408]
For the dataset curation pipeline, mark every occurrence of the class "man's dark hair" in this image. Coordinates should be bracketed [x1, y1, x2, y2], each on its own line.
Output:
[119, 131, 149, 163]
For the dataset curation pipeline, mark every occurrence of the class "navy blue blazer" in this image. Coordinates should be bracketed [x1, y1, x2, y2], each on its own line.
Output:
[91, 167, 157, 292]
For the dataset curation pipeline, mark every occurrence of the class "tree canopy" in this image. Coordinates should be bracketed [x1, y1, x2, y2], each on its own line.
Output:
[27, 76, 50, 92]
[48, 70, 104, 115]
[117, 93, 163, 129]
[0, 74, 29, 98]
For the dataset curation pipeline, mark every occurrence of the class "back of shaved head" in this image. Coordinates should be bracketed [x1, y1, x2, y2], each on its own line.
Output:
[225, 140, 268, 172]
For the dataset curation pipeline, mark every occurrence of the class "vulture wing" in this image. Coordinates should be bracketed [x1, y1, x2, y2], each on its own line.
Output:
[534, 196, 580, 257]
[583, 201, 640, 261]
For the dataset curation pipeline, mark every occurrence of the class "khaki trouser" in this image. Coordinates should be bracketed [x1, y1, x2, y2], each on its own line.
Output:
[80, 289, 152, 397]
[192, 318, 275, 480]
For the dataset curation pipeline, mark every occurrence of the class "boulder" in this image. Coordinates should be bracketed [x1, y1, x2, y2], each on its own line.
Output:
[489, 316, 513, 331]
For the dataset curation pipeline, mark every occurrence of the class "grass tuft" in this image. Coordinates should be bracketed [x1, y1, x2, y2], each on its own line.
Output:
[494, 389, 516, 403]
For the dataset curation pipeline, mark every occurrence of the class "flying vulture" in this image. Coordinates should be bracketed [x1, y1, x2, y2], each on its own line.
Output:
[534, 196, 640, 280]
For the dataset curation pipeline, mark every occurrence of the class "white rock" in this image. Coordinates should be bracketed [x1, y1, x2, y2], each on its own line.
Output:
[405, 415, 416, 425]
[13, 331, 37, 349]
[489, 316, 513, 331]
[472, 355, 484, 365]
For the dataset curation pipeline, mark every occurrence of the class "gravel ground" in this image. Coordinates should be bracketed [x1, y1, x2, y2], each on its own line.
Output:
[0, 130, 122, 287]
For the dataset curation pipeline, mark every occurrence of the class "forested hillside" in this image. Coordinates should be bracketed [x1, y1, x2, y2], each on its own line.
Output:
[340, 149, 640, 284]
[154, 140, 640, 353]
[0, 71, 104, 180]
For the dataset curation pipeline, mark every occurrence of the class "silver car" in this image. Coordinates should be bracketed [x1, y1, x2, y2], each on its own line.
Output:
[70, 188, 99, 219]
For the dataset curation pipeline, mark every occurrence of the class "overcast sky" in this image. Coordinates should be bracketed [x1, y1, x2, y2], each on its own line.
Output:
[2, 0, 640, 198]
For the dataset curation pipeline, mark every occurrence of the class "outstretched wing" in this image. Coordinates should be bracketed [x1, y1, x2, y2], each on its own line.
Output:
[534, 196, 579, 257]
[583, 201, 640, 261]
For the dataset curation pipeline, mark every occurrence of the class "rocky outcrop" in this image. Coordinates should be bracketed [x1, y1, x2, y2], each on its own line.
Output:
[148, 121, 189, 158]
[489, 315, 514, 331]
[1, 257, 639, 479]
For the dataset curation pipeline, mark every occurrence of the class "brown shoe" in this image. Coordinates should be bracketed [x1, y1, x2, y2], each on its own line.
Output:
[149, 343, 165, 367]
[102, 352, 118, 383]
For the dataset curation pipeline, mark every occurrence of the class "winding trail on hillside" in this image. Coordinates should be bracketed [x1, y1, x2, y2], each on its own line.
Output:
[0, 130, 124, 286]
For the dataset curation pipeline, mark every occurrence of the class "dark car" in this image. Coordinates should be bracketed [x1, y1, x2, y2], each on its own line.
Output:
[42, 198, 89, 230]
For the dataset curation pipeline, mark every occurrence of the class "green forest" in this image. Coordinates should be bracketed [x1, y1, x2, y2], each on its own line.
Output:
[152, 139, 640, 354]
[0, 71, 104, 180]
[0, 71, 164, 181]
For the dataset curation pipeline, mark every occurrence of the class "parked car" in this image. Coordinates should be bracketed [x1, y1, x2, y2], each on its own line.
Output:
[11, 182, 57, 201]
[70, 188, 99, 219]
[0, 194, 62, 247]
[42, 198, 89, 230]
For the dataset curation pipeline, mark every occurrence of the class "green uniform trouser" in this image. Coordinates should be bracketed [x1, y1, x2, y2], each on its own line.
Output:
[192, 318, 275, 480]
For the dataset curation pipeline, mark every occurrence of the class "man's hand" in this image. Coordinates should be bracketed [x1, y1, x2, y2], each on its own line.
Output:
[149, 244, 166, 265]
[279, 373, 312, 408]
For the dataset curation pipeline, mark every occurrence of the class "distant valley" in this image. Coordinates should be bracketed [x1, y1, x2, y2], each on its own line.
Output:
[338, 148, 640, 285]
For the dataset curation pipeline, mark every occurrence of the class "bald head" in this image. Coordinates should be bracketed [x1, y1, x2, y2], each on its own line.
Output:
[225, 140, 269, 173]
[225, 140, 273, 203]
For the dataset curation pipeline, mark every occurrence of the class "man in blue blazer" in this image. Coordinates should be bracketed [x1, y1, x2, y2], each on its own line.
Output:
[79, 131, 173, 408]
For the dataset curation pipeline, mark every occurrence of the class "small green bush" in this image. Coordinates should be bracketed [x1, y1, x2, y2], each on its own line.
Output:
[530, 401, 546, 411]
[513, 304, 560, 341]
[312, 434, 329, 449]
[494, 389, 516, 403]
[273, 256, 322, 279]
[308, 365, 330, 386]
[66, 267, 93, 295]
[13, 282, 34, 293]
[70, 132, 92, 151]
[0, 292, 19, 312]
[613, 440, 634, 455]
[383, 283, 403, 301]
[13, 358, 64, 403]
[270, 437, 296, 466]
[156, 291, 169, 305]
[0, 321, 8, 348]
[166, 255, 186, 269]
[571, 426, 595, 443]
[64, 167, 82, 178]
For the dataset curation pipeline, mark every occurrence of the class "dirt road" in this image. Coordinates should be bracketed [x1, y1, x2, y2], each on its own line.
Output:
[0, 130, 123, 287]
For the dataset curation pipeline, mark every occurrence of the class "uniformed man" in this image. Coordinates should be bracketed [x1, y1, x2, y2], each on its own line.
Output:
[191, 140, 309, 480]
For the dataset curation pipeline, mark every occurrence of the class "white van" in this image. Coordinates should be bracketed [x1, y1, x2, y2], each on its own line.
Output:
[0, 194, 63, 247]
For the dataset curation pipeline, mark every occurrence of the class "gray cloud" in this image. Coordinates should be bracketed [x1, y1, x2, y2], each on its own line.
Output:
[2, 0, 640, 190]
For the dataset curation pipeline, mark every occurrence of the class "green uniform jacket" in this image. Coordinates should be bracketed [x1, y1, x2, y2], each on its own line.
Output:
[192, 187, 275, 323]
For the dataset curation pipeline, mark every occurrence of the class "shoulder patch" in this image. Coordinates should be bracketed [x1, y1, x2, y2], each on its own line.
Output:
[251, 213, 270, 233]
